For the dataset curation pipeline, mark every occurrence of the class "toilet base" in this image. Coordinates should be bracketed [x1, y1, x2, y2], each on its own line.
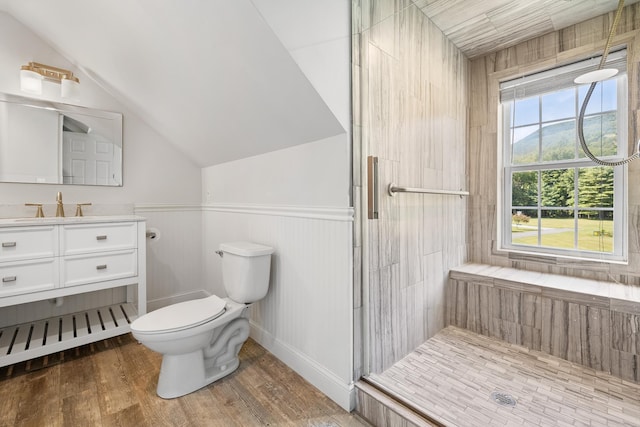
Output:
[155, 317, 250, 399]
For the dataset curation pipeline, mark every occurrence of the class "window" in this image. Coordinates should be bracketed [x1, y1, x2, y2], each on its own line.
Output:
[499, 50, 628, 262]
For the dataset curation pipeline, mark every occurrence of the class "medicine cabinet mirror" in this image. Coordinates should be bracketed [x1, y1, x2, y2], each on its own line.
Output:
[0, 92, 123, 186]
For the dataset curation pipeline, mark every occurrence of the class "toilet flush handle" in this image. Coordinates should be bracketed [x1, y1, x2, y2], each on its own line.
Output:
[215, 250, 224, 257]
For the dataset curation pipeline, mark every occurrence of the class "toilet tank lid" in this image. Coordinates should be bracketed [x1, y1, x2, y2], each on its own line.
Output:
[219, 241, 274, 257]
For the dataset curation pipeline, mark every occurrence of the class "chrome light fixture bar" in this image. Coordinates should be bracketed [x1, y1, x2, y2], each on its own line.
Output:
[20, 62, 80, 99]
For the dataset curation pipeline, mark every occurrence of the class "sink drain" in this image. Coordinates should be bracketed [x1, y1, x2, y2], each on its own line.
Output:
[490, 391, 517, 407]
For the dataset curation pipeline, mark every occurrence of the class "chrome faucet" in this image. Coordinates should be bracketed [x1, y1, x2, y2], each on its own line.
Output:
[55, 192, 65, 217]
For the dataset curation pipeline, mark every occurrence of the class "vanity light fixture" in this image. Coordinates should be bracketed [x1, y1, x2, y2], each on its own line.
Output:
[20, 62, 80, 99]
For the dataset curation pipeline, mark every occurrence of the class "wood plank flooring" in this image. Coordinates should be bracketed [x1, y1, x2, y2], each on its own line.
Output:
[0, 335, 369, 427]
[368, 326, 640, 426]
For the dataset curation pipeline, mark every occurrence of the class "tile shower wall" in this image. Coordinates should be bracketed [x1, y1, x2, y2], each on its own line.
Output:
[353, 0, 469, 373]
[447, 268, 640, 384]
[468, 2, 640, 283]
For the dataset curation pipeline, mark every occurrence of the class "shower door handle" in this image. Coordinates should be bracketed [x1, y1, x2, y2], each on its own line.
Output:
[367, 156, 379, 220]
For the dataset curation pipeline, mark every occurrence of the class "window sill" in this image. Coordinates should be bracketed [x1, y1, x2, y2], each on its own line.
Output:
[496, 244, 627, 265]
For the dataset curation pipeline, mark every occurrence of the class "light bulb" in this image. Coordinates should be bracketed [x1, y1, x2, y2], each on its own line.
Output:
[20, 69, 43, 94]
[61, 78, 80, 99]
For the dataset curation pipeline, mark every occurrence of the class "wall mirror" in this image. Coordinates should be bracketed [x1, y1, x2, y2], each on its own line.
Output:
[0, 92, 123, 186]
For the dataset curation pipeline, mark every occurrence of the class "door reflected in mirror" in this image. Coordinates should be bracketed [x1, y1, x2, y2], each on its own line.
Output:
[0, 93, 123, 186]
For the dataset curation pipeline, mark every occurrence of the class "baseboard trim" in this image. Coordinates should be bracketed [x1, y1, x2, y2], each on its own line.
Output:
[249, 323, 355, 411]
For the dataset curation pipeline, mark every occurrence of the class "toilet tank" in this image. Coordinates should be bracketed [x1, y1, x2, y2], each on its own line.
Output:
[219, 241, 274, 304]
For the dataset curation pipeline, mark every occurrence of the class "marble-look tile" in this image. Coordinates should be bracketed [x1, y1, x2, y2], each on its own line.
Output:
[353, 185, 362, 248]
[468, 1, 640, 286]
[447, 269, 640, 381]
[520, 324, 542, 351]
[520, 293, 542, 329]
[353, 245, 363, 309]
[357, 0, 469, 373]
[399, 195, 423, 289]
[370, 13, 399, 58]
[611, 299, 640, 316]
[445, 279, 459, 328]
[610, 348, 639, 383]
[494, 288, 521, 324]
[353, 306, 364, 380]
[370, 327, 640, 427]
[541, 288, 610, 310]
[581, 305, 611, 372]
[611, 311, 640, 354]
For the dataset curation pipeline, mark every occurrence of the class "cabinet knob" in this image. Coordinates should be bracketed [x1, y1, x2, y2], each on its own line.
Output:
[2, 242, 16, 248]
[96, 264, 107, 270]
[96, 235, 107, 241]
[2, 276, 17, 283]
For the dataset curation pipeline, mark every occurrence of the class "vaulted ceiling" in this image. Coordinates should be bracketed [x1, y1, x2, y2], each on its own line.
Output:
[0, 0, 634, 167]
[0, 0, 347, 168]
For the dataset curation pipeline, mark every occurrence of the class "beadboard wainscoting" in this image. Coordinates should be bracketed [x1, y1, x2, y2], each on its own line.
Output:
[202, 203, 355, 410]
[133, 205, 204, 311]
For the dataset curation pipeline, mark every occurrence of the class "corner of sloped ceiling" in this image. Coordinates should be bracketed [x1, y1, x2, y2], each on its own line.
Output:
[1, 0, 344, 169]
[249, 0, 351, 131]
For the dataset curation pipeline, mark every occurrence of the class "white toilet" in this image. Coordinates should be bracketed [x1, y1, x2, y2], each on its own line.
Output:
[130, 241, 274, 399]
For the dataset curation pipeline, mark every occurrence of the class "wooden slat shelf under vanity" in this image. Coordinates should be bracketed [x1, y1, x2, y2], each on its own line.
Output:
[0, 302, 138, 367]
[0, 216, 147, 368]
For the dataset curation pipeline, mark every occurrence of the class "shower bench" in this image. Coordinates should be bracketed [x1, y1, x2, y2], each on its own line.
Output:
[0, 216, 146, 367]
[448, 263, 640, 384]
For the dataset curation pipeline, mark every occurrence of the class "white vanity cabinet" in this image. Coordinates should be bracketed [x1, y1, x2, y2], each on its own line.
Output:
[0, 216, 146, 367]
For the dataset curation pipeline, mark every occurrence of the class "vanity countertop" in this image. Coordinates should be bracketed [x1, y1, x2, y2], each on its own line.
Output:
[0, 215, 146, 227]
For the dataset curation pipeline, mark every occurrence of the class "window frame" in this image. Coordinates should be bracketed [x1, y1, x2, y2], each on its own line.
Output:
[498, 56, 629, 263]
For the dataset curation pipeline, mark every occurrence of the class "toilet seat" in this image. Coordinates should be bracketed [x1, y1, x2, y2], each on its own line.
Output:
[131, 295, 227, 334]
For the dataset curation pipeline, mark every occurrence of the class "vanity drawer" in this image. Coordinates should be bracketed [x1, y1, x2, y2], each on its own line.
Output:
[62, 222, 137, 255]
[0, 258, 58, 297]
[0, 226, 57, 262]
[62, 249, 137, 287]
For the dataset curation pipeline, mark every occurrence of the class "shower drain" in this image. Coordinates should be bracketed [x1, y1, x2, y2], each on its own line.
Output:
[490, 391, 517, 407]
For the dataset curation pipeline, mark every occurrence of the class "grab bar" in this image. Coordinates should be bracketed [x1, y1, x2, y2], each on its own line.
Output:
[388, 183, 469, 198]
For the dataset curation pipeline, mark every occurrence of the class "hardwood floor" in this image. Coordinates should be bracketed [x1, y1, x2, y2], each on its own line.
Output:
[0, 335, 369, 427]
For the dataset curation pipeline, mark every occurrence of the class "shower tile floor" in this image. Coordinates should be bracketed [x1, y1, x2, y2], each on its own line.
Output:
[368, 326, 640, 426]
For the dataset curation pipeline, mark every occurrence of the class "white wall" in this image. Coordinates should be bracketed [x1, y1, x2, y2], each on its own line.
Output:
[202, 134, 350, 207]
[201, 0, 354, 410]
[0, 13, 204, 312]
[0, 12, 201, 206]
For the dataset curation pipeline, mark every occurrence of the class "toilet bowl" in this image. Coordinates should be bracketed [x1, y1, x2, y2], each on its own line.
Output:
[130, 241, 274, 399]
